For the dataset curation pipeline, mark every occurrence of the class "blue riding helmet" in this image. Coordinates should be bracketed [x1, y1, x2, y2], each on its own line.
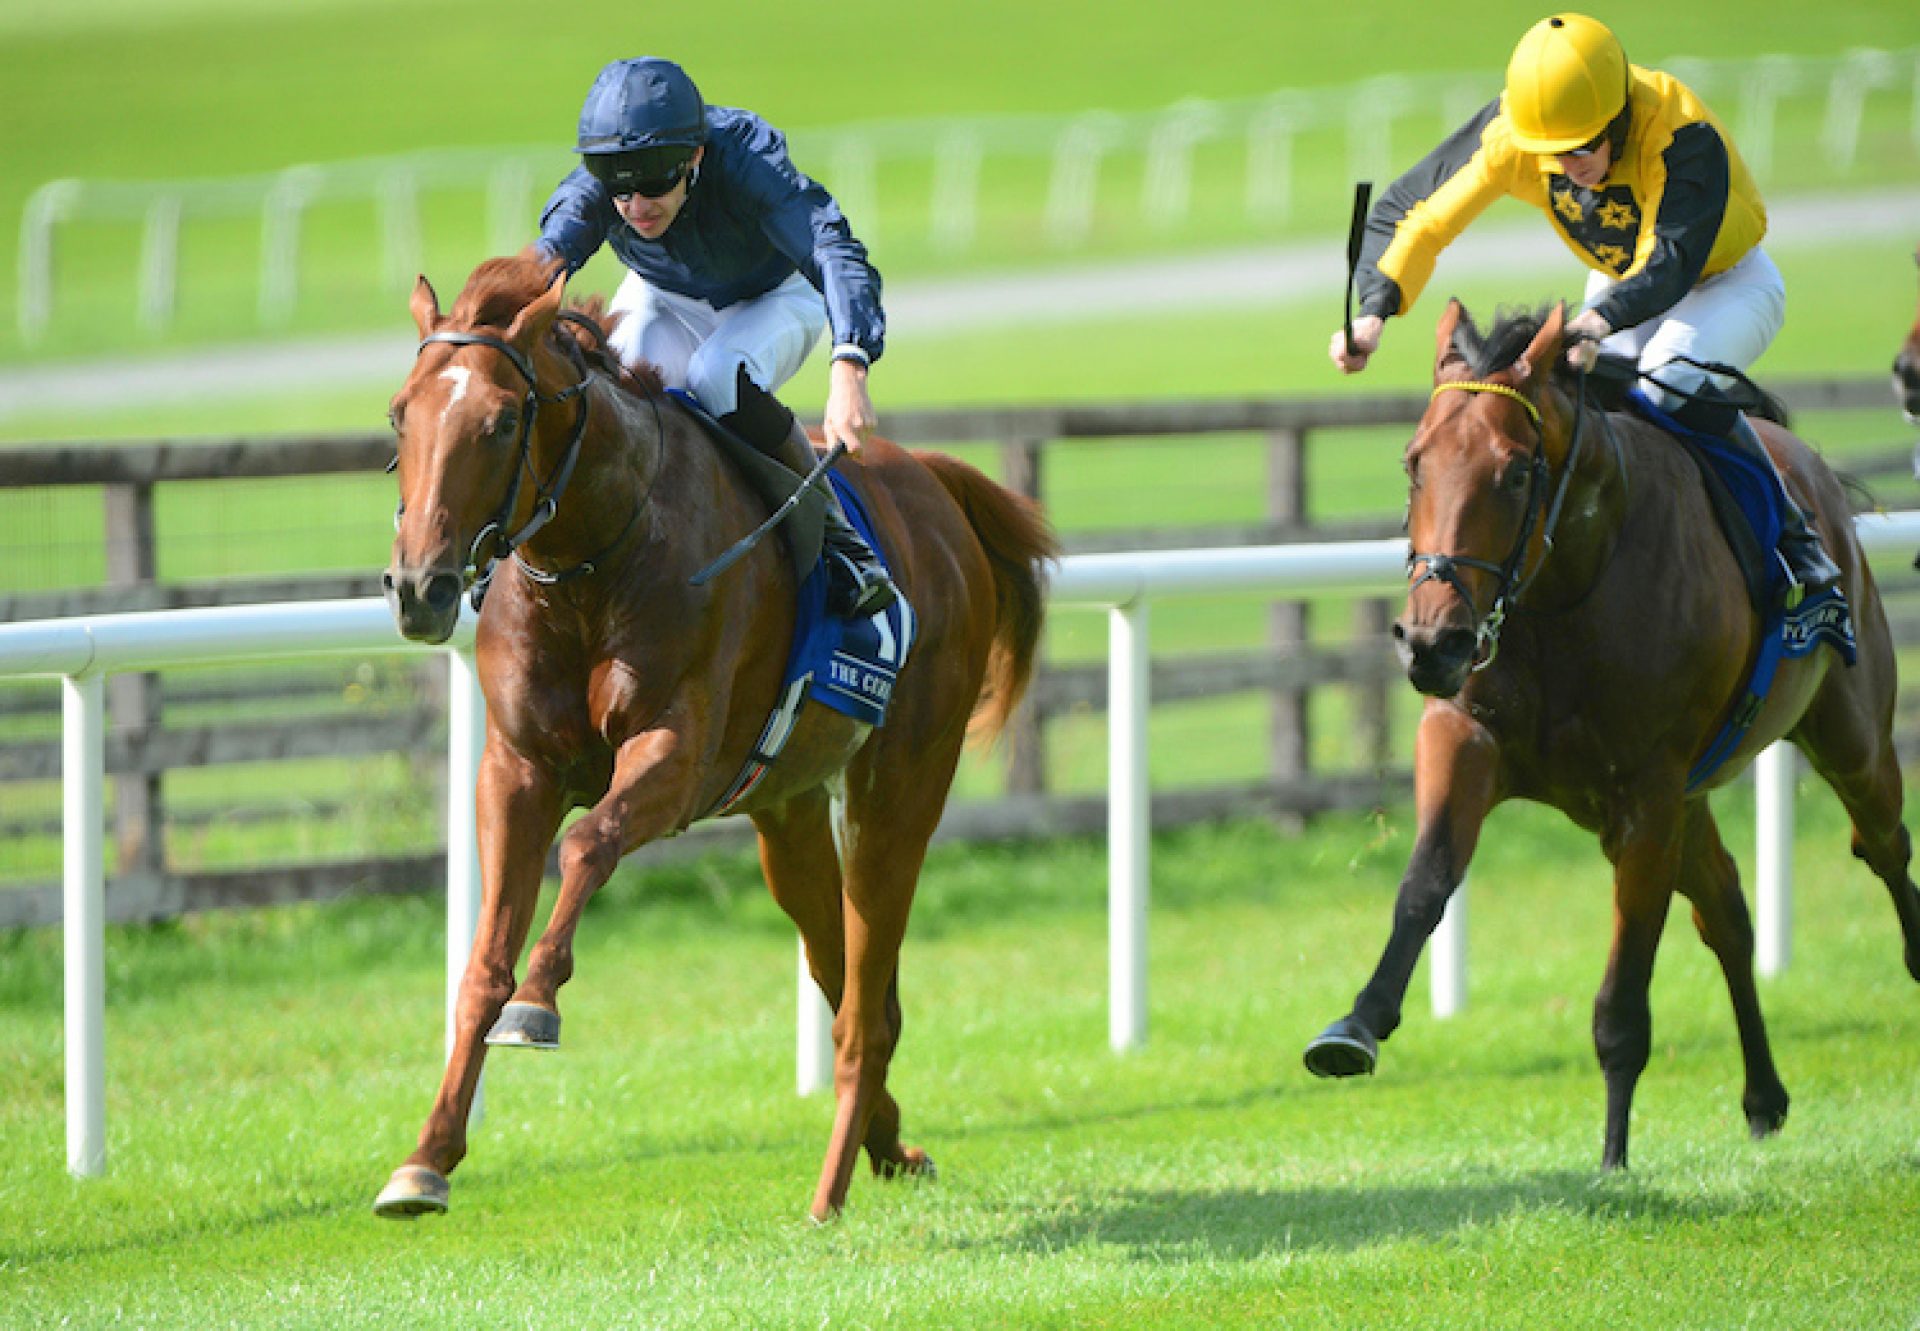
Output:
[576, 57, 707, 155]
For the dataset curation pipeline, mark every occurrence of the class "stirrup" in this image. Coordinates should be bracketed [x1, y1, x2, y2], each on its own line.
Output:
[1778, 554, 1805, 611]
[826, 550, 897, 617]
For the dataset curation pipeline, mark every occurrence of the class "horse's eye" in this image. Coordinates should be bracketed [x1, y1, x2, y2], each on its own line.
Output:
[493, 409, 520, 439]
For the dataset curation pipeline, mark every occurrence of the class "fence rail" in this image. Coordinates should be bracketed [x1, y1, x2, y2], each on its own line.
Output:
[18, 47, 1920, 342]
[15, 516, 1920, 1175]
[1, 376, 1909, 914]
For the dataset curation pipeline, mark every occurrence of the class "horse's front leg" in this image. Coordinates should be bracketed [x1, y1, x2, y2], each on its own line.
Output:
[488, 724, 699, 1048]
[375, 740, 566, 1217]
[1305, 699, 1498, 1078]
[1593, 798, 1685, 1170]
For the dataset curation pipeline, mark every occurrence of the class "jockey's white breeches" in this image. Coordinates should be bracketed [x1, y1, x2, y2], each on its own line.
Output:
[605, 269, 827, 416]
[1583, 245, 1786, 411]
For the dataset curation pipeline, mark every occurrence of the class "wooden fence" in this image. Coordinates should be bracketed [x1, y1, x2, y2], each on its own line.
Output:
[0, 377, 1909, 926]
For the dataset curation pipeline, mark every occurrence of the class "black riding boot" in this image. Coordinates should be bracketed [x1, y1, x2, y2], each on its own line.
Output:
[1723, 413, 1844, 607]
[716, 369, 899, 618]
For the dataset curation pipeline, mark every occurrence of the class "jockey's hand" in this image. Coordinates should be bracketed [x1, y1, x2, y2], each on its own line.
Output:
[822, 357, 876, 457]
[1564, 310, 1613, 372]
[1329, 315, 1384, 374]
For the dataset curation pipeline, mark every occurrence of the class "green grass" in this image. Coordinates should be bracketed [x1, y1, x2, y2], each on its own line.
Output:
[4, 798, 1920, 1327]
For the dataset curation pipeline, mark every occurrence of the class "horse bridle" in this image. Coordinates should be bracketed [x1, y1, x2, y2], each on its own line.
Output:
[1406, 370, 1595, 670]
[395, 314, 596, 588]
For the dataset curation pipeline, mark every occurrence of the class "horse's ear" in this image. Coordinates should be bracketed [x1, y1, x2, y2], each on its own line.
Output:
[410, 276, 442, 336]
[1518, 303, 1567, 389]
[1433, 298, 1465, 377]
[506, 271, 567, 349]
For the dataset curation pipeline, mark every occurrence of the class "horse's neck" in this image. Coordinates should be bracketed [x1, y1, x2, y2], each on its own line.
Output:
[520, 377, 657, 570]
[1523, 400, 1632, 610]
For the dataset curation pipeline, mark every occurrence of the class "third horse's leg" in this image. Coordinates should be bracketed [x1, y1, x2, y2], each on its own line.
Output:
[1305, 701, 1498, 1077]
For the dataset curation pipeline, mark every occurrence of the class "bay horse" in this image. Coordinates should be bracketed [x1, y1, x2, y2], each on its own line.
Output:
[1304, 300, 1920, 1169]
[374, 252, 1056, 1221]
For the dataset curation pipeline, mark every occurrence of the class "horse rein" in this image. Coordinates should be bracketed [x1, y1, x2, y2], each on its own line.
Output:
[401, 317, 594, 588]
[1408, 369, 1598, 670]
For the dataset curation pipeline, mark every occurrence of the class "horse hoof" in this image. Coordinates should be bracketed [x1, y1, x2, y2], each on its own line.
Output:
[372, 1165, 449, 1219]
[1303, 1017, 1378, 1078]
[485, 1001, 560, 1049]
[876, 1148, 938, 1182]
[1746, 1096, 1790, 1140]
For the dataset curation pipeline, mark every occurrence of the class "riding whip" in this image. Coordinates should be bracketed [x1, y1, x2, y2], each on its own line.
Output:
[1343, 180, 1374, 358]
[690, 440, 848, 587]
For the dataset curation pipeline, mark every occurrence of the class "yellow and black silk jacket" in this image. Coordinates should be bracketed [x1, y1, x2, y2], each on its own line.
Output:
[1355, 65, 1766, 334]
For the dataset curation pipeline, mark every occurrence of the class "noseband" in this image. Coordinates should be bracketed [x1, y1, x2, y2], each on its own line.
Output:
[399, 318, 594, 587]
[1407, 373, 1593, 669]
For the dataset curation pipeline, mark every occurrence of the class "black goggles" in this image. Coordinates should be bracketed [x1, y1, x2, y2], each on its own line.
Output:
[1561, 129, 1609, 159]
[585, 147, 696, 199]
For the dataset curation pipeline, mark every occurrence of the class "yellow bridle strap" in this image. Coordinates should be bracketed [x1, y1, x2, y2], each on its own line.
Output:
[1431, 380, 1542, 425]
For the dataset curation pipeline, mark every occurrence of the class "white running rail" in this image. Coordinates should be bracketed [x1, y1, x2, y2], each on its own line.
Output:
[9, 513, 1920, 1170]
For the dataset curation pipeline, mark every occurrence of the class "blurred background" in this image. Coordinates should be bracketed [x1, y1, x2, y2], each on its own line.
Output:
[2, 0, 1918, 918]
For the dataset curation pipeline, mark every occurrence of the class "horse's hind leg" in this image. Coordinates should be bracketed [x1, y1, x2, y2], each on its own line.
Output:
[1792, 644, 1920, 981]
[806, 734, 963, 1222]
[1674, 803, 1789, 1139]
[751, 791, 928, 1183]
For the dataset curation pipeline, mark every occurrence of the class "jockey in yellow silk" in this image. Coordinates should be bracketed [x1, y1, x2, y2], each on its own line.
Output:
[1332, 13, 1843, 611]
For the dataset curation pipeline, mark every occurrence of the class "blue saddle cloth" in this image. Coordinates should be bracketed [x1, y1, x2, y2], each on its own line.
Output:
[782, 472, 915, 727]
[705, 471, 913, 817]
[1624, 391, 1857, 789]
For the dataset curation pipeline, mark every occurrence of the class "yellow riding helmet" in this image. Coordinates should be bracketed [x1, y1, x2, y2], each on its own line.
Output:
[1503, 14, 1629, 154]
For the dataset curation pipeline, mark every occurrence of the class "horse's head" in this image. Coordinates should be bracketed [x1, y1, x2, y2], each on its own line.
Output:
[383, 254, 569, 643]
[1395, 299, 1568, 697]
[1897, 245, 1920, 432]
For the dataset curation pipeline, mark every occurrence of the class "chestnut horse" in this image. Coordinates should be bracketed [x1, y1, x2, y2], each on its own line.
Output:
[375, 253, 1056, 1221]
[1305, 301, 1920, 1169]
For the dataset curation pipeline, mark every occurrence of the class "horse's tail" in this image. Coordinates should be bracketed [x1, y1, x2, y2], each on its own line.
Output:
[914, 450, 1060, 745]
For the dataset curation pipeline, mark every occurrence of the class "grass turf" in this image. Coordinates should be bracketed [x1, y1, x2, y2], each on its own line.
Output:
[3, 798, 1918, 1328]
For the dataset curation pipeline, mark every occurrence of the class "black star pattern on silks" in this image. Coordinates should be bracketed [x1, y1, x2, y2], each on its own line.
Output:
[1548, 176, 1642, 276]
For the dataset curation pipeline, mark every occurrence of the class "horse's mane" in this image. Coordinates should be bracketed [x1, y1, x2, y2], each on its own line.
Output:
[1449, 302, 1789, 426]
[556, 293, 665, 400]
[1449, 304, 1558, 381]
[451, 251, 665, 400]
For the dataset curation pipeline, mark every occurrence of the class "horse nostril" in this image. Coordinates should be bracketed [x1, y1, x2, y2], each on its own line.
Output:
[1390, 621, 1408, 642]
[381, 570, 397, 594]
[423, 572, 461, 613]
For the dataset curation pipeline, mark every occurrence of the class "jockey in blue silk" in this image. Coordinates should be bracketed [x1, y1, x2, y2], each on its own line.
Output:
[1330, 13, 1844, 613]
[536, 56, 897, 617]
